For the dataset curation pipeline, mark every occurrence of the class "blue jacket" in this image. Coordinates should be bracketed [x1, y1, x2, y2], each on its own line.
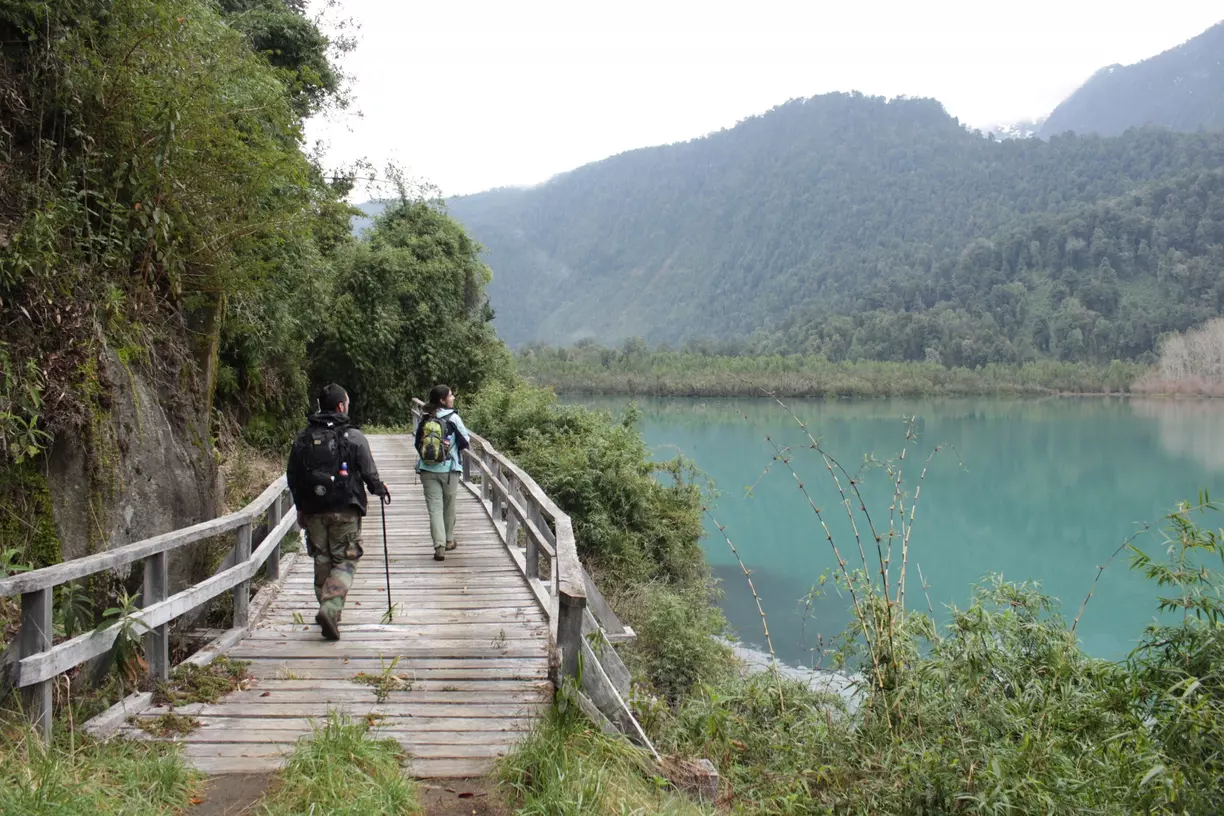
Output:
[415, 408, 471, 473]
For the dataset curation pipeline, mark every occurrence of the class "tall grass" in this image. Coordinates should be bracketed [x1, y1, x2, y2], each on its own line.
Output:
[259, 712, 421, 816]
[497, 703, 713, 815]
[0, 718, 198, 815]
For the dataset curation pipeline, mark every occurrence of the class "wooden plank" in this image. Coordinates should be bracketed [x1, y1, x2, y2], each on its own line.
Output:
[121, 718, 533, 735]
[280, 575, 530, 587]
[180, 741, 517, 760]
[242, 660, 549, 680]
[227, 644, 547, 659]
[245, 623, 548, 639]
[120, 727, 528, 749]
[261, 607, 544, 622]
[189, 689, 550, 705]
[216, 679, 551, 693]
[157, 701, 548, 718]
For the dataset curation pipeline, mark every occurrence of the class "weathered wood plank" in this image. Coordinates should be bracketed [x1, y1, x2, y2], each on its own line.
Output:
[121, 718, 532, 736]
[228, 645, 547, 660]
[187, 689, 550, 705]
[245, 623, 548, 640]
[218, 678, 551, 692]
[154, 701, 548, 718]
[120, 727, 528, 749]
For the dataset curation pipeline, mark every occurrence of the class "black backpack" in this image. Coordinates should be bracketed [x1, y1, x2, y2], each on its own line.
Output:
[291, 422, 353, 514]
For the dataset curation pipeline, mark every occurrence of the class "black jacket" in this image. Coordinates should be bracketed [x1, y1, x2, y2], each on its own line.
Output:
[286, 411, 386, 516]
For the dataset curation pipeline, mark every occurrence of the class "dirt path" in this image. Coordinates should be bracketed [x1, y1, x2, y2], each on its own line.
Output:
[184, 774, 510, 815]
[187, 774, 276, 815]
[418, 778, 512, 815]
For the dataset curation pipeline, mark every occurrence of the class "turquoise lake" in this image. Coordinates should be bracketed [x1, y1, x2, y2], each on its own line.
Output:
[570, 396, 1224, 665]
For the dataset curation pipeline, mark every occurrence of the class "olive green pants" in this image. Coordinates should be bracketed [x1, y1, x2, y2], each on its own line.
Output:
[303, 509, 363, 618]
[420, 470, 458, 551]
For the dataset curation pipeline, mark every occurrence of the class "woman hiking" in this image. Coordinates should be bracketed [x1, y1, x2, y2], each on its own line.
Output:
[414, 384, 471, 561]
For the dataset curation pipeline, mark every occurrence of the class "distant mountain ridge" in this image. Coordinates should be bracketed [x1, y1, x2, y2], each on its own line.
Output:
[350, 23, 1224, 366]
[1039, 21, 1224, 138]
[439, 91, 1224, 366]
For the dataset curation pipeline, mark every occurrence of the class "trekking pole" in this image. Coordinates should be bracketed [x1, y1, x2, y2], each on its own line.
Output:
[380, 495, 393, 622]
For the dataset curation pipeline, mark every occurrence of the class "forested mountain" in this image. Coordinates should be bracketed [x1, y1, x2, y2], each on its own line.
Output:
[1039, 21, 1224, 138]
[446, 92, 1224, 363]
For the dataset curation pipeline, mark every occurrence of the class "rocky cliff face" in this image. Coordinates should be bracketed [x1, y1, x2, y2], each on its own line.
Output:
[45, 350, 221, 590]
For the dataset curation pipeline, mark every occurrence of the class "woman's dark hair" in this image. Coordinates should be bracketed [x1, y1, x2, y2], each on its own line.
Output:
[424, 384, 452, 417]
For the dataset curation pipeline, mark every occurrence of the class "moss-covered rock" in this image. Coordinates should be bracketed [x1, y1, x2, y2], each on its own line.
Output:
[0, 459, 62, 569]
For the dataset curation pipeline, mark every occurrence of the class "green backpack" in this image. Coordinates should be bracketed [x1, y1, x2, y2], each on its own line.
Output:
[417, 415, 452, 465]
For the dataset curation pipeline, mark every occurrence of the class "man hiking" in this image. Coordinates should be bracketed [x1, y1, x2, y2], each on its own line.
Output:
[415, 384, 471, 561]
[286, 383, 390, 640]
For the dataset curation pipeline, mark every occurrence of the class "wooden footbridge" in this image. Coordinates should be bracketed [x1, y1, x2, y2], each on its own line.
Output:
[1, 403, 650, 777]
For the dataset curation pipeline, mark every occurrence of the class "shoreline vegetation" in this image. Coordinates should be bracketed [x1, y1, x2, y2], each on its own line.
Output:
[516, 345, 1143, 397]
[514, 323, 1224, 398]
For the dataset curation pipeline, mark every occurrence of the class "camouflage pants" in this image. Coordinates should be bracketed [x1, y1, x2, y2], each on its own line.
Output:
[303, 510, 363, 618]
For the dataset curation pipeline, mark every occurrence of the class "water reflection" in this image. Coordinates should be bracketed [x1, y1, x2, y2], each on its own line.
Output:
[1131, 398, 1224, 473]
[568, 395, 1224, 662]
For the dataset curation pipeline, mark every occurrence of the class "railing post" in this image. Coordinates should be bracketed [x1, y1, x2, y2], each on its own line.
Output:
[522, 505, 538, 584]
[462, 447, 471, 483]
[557, 591, 586, 680]
[233, 522, 252, 628]
[266, 493, 283, 582]
[19, 587, 52, 742]
[481, 453, 491, 504]
[505, 481, 520, 552]
[490, 461, 502, 522]
[143, 551, 169, 685]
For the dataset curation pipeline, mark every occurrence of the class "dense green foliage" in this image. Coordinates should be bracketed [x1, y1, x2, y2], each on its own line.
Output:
[516, 343, 1143, 397]
[0, 0, 343, 452]
[1040, 22, 1224, 139]
[309, 201, 508, 427]
[0, 0, 502, 454]
[448, 94, 1224, 364]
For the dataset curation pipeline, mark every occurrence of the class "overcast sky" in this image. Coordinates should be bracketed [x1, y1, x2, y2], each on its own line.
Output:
[303, 1, 1223, 199]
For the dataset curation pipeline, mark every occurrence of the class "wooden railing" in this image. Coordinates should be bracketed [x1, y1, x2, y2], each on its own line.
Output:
[411, 400, 656, 755]
[0, 479, 296, 743]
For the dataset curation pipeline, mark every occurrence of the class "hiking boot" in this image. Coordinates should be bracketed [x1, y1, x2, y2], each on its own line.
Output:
[445, 539, 457, 551]
[433, 547, 445, 561]
[316, 609, 340, 641]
